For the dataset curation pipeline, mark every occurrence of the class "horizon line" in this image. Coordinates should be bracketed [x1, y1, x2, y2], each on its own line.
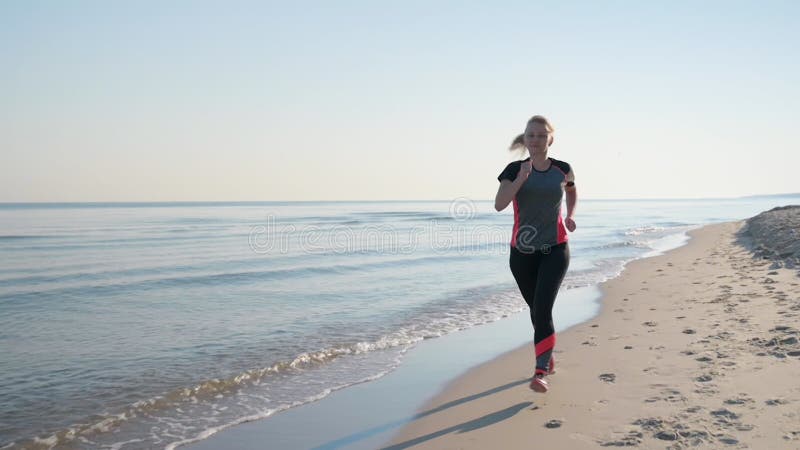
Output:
[1, 193, 799, 206]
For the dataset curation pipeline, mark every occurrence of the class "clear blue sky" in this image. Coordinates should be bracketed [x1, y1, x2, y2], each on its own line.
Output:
[2, 1, 798, 201]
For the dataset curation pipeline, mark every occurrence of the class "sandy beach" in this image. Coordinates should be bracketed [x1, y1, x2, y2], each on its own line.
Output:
[383, 213, 800, 449]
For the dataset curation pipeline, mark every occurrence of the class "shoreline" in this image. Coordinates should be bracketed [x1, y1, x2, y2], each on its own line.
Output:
[184, 229, 693, 450]
[185, 285, 604, 450]
[382, 220, 800, 449]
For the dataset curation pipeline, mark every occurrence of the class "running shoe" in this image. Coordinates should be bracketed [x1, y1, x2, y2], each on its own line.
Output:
[529, 373, 549, 393]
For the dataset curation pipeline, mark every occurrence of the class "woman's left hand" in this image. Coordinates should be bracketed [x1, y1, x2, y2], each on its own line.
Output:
[565, 217, 576, 232]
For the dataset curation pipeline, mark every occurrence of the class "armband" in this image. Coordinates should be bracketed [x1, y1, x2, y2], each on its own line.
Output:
[565, 181, 576, 192]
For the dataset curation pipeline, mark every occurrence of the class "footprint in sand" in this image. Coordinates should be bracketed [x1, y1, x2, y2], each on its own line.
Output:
[642, 321, 657, 327]
[630, 418, 713, 446]
[598, 430, 643, 447]
[717, 435, 739, 445]
[710, 408, 740, 420]
[654, 388, 685, 404]
[695, 375, 713, 382]
[654, 430, 678, 441]
[695, 386, 719, 395]
[544, 419, 563, 429]
[724, 395, 753, 406]
[766, 398, 790, 406]
[783, 431, 800, 440]
[599, 373, 616, 383]
[632, 417, 664, 430]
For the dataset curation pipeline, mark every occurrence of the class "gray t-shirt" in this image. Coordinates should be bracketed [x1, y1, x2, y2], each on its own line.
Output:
[498, 157, 571, 253]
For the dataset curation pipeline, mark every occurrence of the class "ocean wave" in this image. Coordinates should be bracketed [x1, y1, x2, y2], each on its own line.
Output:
[654, 221, 693, 227]
[9, 347, 397, 449]
[8, 288, 526, 450]
[0, 235, 62, 241]
[623, 225, 665, 236]
[277, 215, 363, 224]
[0, 253, 474, 301]
[561, 258, 629, 289]
[1, 232, 244, 252]
[351, 211, 496, 222]
[354, 211, 440, 217]
[623, 222, 695, 237]
[0, 244, 363, 285]
[583, 240, 651, 251]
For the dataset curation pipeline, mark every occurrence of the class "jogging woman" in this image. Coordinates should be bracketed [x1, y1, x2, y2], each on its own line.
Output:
[494, 115, 577, 393]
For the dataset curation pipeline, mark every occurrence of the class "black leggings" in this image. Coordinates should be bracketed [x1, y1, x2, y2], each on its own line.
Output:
[509, 242, 570, 374]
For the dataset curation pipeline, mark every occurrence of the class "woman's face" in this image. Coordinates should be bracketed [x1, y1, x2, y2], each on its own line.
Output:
[523, 122, 552, 155]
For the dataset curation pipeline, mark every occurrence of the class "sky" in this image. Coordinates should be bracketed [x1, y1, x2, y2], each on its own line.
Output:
[1, 1, 799, 202]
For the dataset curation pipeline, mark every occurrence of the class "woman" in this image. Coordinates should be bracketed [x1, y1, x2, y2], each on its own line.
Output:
[494, 115, 577, 393]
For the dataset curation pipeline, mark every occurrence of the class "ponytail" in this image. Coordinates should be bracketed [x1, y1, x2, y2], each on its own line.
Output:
[509, 134, 525, 150]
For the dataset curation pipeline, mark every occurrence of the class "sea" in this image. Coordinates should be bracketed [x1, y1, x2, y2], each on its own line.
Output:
[1, 195, 798, 449]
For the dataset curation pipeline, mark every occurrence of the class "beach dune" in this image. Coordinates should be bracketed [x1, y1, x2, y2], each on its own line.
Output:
[384, 207, 800, 449]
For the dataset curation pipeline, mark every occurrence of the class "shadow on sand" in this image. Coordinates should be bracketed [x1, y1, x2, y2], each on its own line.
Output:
[311, 378, 533, 450]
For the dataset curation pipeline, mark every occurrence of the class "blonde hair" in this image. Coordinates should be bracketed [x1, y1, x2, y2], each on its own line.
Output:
[509, 115, 555, 151]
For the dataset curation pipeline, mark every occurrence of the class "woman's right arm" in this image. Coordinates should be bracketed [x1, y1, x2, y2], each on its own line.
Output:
[494, 178, 526, 211]
[495, 160, 531, 211]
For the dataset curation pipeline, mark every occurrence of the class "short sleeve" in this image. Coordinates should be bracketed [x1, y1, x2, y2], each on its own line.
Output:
[497, 161, 520, 182]
[550, 159, 571, 176]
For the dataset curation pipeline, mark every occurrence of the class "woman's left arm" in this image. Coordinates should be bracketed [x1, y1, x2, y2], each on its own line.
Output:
[565, 169, 577, 231]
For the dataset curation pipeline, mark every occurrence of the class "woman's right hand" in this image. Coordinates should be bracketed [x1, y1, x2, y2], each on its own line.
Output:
[516, 160, 532, 182]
